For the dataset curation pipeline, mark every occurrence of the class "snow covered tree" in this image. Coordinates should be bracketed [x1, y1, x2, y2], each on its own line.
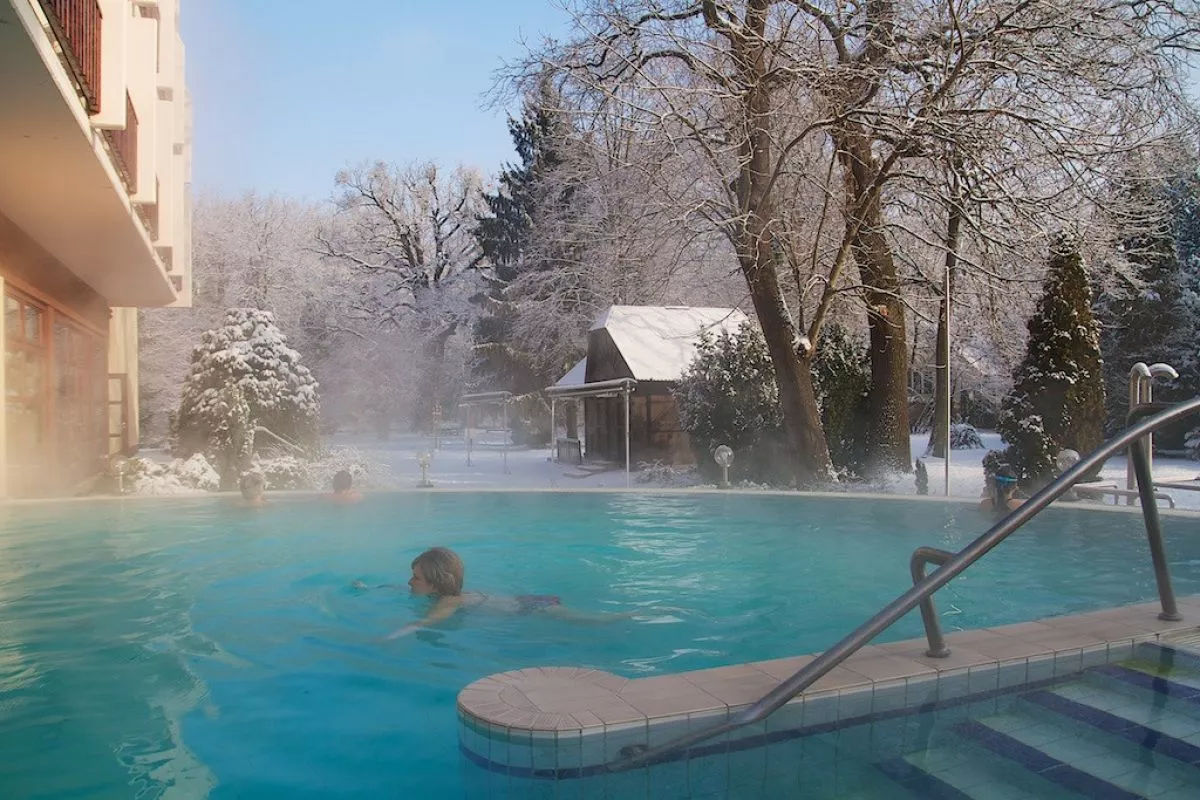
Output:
[316, 162, 487, 430]
[812, 323, 871, 477]
[140, 193, 339, 444]
[472, 82, 578, 394]
[674, 321, 787, 484]
[992, 232, 1106, 484]
[175, 309, 320, 486]
[1099, 167, 1200, 440]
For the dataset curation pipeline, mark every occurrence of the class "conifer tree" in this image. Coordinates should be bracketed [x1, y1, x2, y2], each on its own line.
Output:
[991, 232, 1106, 483]
[175, 308, 320, 486]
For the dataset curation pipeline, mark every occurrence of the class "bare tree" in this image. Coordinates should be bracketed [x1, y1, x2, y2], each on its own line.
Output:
[516, 0, 1198, 482]
[316, 162, 488, 428]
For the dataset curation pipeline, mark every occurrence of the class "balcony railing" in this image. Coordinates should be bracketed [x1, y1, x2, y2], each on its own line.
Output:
[104, 92, 138, 193]
[39, 0, 103, 115]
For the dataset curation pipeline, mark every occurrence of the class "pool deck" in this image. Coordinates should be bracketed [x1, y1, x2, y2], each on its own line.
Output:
[457, 595, 1200, 776]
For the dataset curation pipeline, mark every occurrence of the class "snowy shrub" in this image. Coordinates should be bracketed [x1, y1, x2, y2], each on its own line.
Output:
[121, 454, 219, 496]
[253, 449, 392, 491]
[173, 454, 220, 491]
[674, 322, 789, 485]
[994, 232, 1106, 484]
[175, 309, 321, 488]
[1186, 427, 1200, 460]
[254, 456, 309, 490]
[950, 424, 985, 450]
[305, 447, 389, 490]
[635, 460, 700, 488]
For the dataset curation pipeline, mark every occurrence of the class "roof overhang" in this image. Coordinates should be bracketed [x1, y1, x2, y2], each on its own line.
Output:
[0, 1, 176, 307]
[544, 378, 637, 401]
[459, 391, 513, 408]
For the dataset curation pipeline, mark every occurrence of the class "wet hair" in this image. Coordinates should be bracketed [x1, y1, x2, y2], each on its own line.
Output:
[411, 547, 464, 596]
[332, 470, 353, 493]
[240, 472, 265, 500]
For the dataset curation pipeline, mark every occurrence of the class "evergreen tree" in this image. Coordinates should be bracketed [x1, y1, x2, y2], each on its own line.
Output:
[175, 308, 320, 486]
[991, 232, 1106, 483]
[472, 81, 575, 394]
[812, 323, 871, 477]
[1098, 169, 1200, 437]
[674, 322, 787, 484]
[674, 320, 869, 483]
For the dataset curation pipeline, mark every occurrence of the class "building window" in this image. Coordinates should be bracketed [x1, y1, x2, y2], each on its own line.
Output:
[54, 317, 106, 481]
[4, 288, 107, 495]
[5, 292, 47, 494]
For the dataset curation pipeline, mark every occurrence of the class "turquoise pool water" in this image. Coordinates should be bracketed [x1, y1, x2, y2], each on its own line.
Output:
[0, 492, 1196, 797]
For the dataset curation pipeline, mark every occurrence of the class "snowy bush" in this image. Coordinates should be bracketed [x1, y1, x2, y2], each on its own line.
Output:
[635, 460, 701, 488]
[253, 448, 392, 492]
[122, 454, 219, 496]
[812, 323, 871, 475]
[950, 424, 985, 450]
[254, 456, 309, 490]
[674, 322, 789, 484]
[175, 309, 321, 488]
[1186, 427, 1200, 460]
[993, 232, 1106, 484]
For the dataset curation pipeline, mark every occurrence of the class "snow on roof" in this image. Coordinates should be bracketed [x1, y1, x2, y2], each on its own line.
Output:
[590, 305, 749, 382]
[554, 357, 588, 388]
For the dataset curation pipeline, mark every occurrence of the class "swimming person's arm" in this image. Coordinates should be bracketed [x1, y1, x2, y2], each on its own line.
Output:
[385, 596, 463, 639]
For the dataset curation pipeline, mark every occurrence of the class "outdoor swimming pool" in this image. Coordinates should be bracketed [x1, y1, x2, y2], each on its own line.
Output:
[0, 491, 1197, 797]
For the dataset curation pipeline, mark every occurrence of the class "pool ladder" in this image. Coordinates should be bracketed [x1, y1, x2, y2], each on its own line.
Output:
[612, 396, 1200, 772]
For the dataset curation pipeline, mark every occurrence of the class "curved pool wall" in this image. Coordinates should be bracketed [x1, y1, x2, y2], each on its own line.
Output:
[0, 490, 1196, 797]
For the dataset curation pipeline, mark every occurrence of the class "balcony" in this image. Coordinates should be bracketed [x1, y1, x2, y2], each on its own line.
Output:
[103, 91, 138, 192]
[38, 0, 103, 114]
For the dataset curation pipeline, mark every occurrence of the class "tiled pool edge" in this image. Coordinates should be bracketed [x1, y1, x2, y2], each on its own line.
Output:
[456, 594, 1200, 778]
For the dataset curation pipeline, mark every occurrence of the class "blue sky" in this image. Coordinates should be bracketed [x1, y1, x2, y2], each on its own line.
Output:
[182, 1, 571, 200]
[184, 3, 1199, 202]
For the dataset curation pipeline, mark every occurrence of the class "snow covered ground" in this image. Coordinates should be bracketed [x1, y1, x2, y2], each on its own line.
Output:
[328, 430, 1200, 512]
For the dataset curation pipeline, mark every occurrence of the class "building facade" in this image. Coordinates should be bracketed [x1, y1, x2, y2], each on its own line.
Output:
[0, 0, 192, 498]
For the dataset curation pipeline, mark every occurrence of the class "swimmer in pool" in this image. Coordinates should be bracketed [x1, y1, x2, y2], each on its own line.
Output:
[238, 473, 267, 508]
[330, 470, 363, 504]
[979, 467, 1023, 513]
[360, 546, 635, 639]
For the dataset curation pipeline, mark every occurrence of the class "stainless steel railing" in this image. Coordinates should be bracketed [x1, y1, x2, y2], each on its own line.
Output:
[611, 396, 1200, 771]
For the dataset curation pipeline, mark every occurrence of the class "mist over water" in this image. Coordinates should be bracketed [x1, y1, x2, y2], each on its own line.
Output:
[0, 493, 1196, 796]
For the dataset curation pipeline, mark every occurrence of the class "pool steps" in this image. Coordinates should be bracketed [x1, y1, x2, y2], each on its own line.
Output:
[458, 594, 1200, 782]
[884, 645, 1200, 799]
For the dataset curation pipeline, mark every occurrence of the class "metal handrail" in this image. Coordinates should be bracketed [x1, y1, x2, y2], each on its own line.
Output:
[611, 396, 1200, 771]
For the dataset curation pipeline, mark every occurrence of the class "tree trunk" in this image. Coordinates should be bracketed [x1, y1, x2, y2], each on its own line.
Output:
[837, 131, 911, 473]
[412, 322, 458, 431]
[928, 184, 962, 459]
[744, 258, 832, 485]
[730, 22, 833, 485]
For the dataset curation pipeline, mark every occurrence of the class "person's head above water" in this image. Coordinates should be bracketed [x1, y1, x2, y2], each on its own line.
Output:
[240, 472, 265, 501]
[994, 467, 1018, 493]
[409, 547, 464, 597]
[332, 470, 353, 494]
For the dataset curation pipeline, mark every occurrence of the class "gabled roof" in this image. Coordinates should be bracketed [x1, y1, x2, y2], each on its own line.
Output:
[553, 357, 587, 388]
[590, 305, 749, 382]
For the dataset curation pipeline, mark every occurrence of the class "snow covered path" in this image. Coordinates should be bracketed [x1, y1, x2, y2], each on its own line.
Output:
[330, 430, 1200, 512]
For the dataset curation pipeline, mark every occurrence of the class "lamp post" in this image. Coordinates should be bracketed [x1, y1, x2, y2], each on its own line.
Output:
[416, 452, 434, 488]
[714, 445, 734, 489]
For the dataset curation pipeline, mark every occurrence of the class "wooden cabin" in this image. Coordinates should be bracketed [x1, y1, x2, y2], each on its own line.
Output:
[548, 305, 747, 466]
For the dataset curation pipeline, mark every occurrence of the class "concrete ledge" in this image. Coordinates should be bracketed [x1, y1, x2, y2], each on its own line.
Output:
[457, 594, 1200, 777]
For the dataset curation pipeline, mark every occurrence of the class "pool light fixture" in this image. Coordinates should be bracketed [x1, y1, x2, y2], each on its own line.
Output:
[416, 452, 434, 488]
[714, 445, 734, 488]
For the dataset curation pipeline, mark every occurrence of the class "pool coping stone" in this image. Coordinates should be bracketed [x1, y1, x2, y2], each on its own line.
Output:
[457, 594, 1200, 774]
